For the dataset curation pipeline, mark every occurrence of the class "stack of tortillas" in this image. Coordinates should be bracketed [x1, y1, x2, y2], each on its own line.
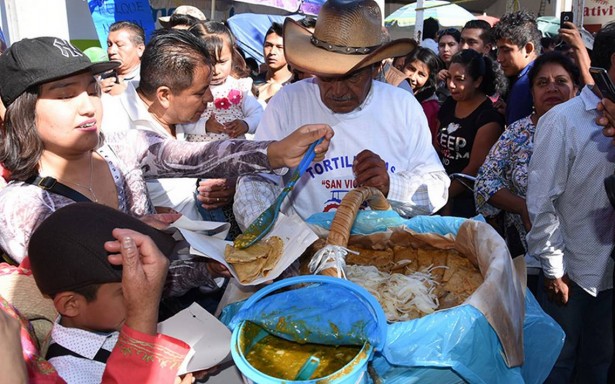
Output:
[224, 236, 284, 284]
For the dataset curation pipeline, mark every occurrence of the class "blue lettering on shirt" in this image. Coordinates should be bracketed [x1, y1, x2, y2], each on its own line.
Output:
[306, 155, 397, 178]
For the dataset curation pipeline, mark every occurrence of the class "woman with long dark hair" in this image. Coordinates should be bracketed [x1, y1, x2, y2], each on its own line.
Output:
[394, 47, 443, 147]
[437, 49, 507, 218]
[0, 33, 333, 266]
[435, 28, 461, 102]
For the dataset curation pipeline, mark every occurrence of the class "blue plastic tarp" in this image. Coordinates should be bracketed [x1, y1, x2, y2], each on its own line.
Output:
[224, 288, 563, 383]
[228, 278, 386, 349]
[233, 0, 323, 15]
[372, 292, 563, 384]
[306, 210, 485, 236]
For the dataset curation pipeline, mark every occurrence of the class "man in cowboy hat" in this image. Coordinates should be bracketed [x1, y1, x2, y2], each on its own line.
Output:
[234, 0, 449, 227]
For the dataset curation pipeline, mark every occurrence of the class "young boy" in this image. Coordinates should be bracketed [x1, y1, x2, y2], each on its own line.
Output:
[492, 10, 541, 125]
[28, 203, 188, 383]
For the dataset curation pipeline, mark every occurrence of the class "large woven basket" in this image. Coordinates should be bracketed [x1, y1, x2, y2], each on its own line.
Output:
[313, 186, 391, 277]
[305, 186, 527, 367]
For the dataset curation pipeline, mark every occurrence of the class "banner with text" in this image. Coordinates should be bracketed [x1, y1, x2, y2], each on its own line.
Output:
[88, 0, 155, 49]
[584, 0, 615, 31]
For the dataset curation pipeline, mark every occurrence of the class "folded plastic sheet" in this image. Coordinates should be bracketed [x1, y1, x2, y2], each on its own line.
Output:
[371, 291, 564, 384]
[224, 291, 564, 383]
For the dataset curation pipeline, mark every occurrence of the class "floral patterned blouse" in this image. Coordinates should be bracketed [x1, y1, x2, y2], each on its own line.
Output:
[184, 76, 263, 143]
[0, 130, 275, 264]
[475, 115, 535, 255]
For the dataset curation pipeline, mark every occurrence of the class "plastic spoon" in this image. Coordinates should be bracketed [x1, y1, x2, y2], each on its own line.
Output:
[294, 355, 321, 380]
[234, 137, 323, 249]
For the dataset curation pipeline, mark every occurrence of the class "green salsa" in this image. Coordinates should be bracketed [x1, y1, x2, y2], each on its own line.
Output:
[245, 333, 361, 380]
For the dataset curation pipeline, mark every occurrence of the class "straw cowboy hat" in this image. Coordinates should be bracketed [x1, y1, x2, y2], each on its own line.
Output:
[159, 5, 207, 27]
[284, 0, 416, 77]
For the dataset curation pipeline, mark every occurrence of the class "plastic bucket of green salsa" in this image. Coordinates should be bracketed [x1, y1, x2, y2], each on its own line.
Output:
[229, 275, 387, 383]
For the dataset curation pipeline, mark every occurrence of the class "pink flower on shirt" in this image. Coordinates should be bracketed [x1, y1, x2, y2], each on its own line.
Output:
[214, 97, 231, 110]
[228, 89, 242, 105]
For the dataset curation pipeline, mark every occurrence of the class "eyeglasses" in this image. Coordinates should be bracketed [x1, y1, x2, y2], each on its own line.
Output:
[437, 28, 459, 39]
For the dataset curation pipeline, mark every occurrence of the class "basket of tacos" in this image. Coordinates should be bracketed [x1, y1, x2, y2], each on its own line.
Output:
[304, 186, 527, 367]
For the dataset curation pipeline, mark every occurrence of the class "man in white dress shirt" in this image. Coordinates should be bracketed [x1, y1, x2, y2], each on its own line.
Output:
[526, 22, 615, 384]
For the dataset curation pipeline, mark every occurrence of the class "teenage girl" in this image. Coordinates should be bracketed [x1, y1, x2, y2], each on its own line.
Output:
[435, 28, 461, 102]
[394, 47, 443, 148]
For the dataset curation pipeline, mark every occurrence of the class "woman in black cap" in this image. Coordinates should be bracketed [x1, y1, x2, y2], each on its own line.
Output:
[0, 33, 332, 272]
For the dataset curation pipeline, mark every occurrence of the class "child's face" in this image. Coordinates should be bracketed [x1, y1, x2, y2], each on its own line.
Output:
[211, 40, 233, 86]
[80, 282, 126, 332]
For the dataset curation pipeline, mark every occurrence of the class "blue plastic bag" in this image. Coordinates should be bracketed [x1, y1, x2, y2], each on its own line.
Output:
[371, 292, 564, 384]
[225, 289, 563, 383]
[228, 276, 387, 350]
[306, 210, 405, 235]
[305, 210, 485, 236]
[228, 214, 564, 383]
[225, 290, 563, 383]
[403, 214, 485, 235]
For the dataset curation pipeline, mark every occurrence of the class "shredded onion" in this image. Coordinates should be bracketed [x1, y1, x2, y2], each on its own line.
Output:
[346, 265, 439, 322]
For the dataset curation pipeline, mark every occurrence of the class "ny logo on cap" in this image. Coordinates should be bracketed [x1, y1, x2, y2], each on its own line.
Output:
[53, 39, 83, 58]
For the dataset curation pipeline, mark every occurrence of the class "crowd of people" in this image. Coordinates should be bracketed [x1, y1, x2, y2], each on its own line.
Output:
[0, 0, 613, 383]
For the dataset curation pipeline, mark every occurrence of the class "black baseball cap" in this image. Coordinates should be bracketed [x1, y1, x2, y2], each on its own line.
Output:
[0, 36, 119, 107]
[28, 203, 175, 297]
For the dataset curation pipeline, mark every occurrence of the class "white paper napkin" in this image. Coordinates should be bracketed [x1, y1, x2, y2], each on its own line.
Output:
[157, 302, 232, 374]
[169, 215, 230, 238]
[178, 212, 318, 285]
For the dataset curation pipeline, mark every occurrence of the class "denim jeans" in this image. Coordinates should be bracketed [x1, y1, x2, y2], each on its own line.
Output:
[194, 191, 240, 241]
[196, 204, 227, 223]
[537, 273, 613, 384]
